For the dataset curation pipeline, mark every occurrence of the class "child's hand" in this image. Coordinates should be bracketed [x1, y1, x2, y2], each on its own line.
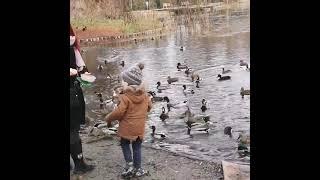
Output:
[70, 68, 78, 76]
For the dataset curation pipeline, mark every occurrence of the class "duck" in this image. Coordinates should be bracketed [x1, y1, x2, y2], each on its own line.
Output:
[106, 73, 121, 83]
[147, 91, 156, 97]
[151, 126, 166, 138]
[240, 87, 250, 98]
[183, 85, 195, 95]
[186, 116, 210, 135]
[177, 63, 188, 70]
[184, 106, 209, 123]
[167, 76, 179, 84]
[224, 126, 233, 138]
[104, 99, 117, 112]
[237, 133, 250, 156]
[195, 77, 200, 88]
[163, 96, 173, 112]
[201, 99, 207, 112]
[217, 74, 231, 81]
[222, 68, 232, 74]
[148, 91, 169, 102]
[246, 64, 250, 71]
[164, 97, 188, 111]
[159, 107, 169, 121]
[100, 102, 104, 109]
[120, 61, 125, 67]
[240, 60, 248, 66]
[173, 100, 188, 109]
[94, 92, 103, 99]
[156, 82, 169, 91]
[97, 65, 104, 72]
[191, 73, 200, 82]
[185, 68, 192, 76]
[137, 62, 144, 70]
[180, 46, 184, 51]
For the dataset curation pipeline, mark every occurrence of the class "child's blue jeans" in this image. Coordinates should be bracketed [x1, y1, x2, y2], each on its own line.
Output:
[120, 137, 142, 168]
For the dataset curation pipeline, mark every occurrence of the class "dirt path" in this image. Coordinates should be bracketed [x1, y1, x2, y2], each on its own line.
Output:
[71, 135, 223, 180]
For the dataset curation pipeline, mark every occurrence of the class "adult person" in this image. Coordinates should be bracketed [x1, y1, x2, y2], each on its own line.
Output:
[70, 24, 94, 174]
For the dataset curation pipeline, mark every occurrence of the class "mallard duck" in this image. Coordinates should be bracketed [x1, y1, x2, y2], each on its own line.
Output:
[201, 99, 207, 112]
[177, 63, 188, 70]
[148, 91, 168, 102]
[106, 73, 121, 83]
[173, 100, 188, 109]
[94, 92, 103, 99]
[185, 68, 192, 76]
[184, 107, 209, 122]
[137, 62, 145, 70]
[159, 107, 169, 121]
[167, 76, 179, 84]
[217, 74, 231, 81]
[240, 87, 250, 98]
[105, 98, 116, 109]
[156, 82, 169, 91]
[97, 65, 104, 72]
[240, 60, 248, 66]
[151, 126, 166, 138]
[164, 97, 188, 111]
[147, 91, 156, 97]
[237, 133, 250, 156]
[224, 126, 233, 137]
[183, 85, 195, 94]
[195, 77, 200, 88]
[222, 68, 232, 74]
[186, 116, 210, 135]
[237, 133, 250, 145]
[191, 73, 200, 82]
[100, 102, 104, 109]
[120, 61, 125, 67]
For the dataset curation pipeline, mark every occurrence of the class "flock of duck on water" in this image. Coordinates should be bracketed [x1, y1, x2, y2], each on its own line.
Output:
[94, 46, 250, 156]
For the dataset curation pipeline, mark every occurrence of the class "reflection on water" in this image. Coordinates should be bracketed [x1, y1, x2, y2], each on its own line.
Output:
[82, 7, 250, 164]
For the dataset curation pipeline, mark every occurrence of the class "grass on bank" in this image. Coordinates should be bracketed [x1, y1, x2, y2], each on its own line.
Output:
[71, 17, 163, 34]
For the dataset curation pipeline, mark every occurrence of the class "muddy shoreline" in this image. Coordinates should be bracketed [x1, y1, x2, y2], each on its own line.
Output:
[71, 135, 223, 180]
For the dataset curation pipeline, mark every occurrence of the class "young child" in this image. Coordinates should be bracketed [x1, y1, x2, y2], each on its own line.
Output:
[105, 63, 152, 177]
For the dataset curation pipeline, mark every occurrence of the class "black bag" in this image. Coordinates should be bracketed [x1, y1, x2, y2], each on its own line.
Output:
[70, 87, 80, 108]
